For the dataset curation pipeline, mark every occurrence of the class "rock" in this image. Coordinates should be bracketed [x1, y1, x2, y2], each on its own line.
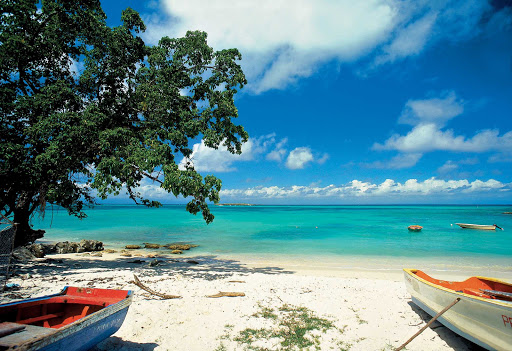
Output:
[55, 241, 79, 254]
[149, 259, 160, 267]
[12, 247, 36, 262]
[170, 250, 183, 254]
[144, 243, 161, 249]
[166, 244, 197, 251]
[125, 245, 141, 249]
[26, 244, 45, 258]
[120, 253, 132, 257]
[79, 239, 103, 252]
[90, 252, 102, 257]
[104, 249, 116, 253]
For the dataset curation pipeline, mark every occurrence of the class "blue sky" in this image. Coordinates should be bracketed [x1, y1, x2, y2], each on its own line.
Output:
[100, 0, 512, 204]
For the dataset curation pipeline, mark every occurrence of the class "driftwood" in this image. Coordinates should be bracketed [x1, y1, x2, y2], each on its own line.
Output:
[207, 291, 245, 298]
[131, 274, 181, 299]
[228, 280, 246, 283]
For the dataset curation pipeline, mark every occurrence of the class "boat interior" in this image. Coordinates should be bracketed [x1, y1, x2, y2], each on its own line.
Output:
[412, 270, 512, 301]
[0, 287, 128, 329]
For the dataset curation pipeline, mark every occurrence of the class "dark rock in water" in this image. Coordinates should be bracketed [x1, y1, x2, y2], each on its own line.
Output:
[170, 250, 183, 254]
[166, 244, 198, 251]
[144, 243, 161, 249]
[25, 240, 104, 257]
[125, 245, 141, 249]
[12, 247, 35, 261]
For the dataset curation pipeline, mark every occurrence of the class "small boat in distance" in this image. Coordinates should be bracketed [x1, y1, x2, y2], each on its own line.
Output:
[0, 286, 132, 351]
[455, 223, 503, 230]
[408, 225, 423, 232]
[404, 269, 512, 350]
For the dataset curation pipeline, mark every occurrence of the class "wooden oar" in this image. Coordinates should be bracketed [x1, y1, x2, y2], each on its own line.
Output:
[395, 298, 461, 351]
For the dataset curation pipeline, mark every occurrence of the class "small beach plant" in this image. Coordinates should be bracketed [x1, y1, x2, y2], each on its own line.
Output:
[0, 0, 247, 246]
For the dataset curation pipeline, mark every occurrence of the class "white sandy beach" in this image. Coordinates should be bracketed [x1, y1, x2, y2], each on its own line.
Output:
[3, 251, 503, 351]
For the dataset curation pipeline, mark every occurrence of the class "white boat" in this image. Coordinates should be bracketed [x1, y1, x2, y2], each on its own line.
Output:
[404, 269, 512, 350]
[455, 223, 502, 230]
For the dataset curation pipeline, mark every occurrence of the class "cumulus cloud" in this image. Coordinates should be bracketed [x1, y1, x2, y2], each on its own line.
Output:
[266, 138, 288, 162]
[220, 178, 510, 199]
[398, 91, 464, 127]
[179, 135, 327, 172]
[142, 0, 496, 93]
[374, 124, 512, 153]
[285, 147, 314, 170]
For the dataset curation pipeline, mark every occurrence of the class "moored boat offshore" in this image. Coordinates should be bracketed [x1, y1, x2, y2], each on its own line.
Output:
[0, 286, 132, 351]
[403, 269, 512, 350]
[455, 223, 502, 230]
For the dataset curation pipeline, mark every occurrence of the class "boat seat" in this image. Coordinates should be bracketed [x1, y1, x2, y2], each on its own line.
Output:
[462, 288, 492, 298]
[16, 312, 65, 325]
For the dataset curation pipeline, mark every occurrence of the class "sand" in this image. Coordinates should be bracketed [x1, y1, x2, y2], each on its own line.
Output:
[2, 252, 500, 351]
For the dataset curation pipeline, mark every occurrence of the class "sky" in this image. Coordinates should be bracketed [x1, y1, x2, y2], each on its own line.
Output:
[100, 0, 512, 205]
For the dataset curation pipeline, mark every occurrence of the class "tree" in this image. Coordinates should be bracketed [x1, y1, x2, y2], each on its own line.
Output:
[0, 0, 248, 247]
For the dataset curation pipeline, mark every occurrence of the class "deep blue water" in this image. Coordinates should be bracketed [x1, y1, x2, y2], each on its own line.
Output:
[30, 205, 512, 259]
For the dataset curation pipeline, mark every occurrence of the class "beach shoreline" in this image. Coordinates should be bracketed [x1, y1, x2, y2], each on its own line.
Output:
[2, 252, 497, 350]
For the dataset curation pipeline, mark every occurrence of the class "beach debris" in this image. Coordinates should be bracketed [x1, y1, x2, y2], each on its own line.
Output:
[125, 245, 141, 249]
[187, 260, 199, 265]
[206, 291, 245, 298]
[228, 280, 246, 283]
[144, 243, 161, 249]
[170, 250, 182, 255]
[130, 274, 181, 299]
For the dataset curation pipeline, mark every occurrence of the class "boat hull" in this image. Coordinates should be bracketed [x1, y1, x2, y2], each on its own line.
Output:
[0, 287, 132, 351]
[455, 223, 496, 230]
[404, 269, 512, 350]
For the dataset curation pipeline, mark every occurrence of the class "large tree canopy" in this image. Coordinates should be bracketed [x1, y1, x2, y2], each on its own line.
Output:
[0, 0, 248, 246]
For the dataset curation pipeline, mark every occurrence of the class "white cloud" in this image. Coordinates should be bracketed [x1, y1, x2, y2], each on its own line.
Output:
[179, 134, 327, 172]
[145, 0, 397, 93]
[398, 91, 464, 127]
[285, 147, 314, 170]
[266, 138, 288, 162]
[375, 12, 437, 64]
[220, 178, 510, 199]
[437, 160, 458, 174]
[180, 134, 274, 172]
[366, 153, 423, 169]
[374, 124, 512, 153]
[142, 1, 496, 93]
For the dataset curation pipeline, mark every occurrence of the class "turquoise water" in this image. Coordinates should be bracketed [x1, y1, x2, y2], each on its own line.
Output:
[32, 205, 512, 259]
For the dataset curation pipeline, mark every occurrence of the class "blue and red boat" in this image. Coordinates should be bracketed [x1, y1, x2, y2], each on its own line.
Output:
[0, 287, 132, 350]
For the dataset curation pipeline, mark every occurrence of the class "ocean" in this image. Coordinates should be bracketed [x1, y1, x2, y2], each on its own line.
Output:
[32, 204, 512, 260]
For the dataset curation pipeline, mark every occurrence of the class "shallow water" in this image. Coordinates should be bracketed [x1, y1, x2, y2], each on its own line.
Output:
[33, 205, 512, 259]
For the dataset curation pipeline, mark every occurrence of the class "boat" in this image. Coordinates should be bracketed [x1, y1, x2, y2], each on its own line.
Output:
[455, 223, 503, 230]
[0, 286, 132, 351]
[403, 269, 512, 350]
[408, 225, 423, 232]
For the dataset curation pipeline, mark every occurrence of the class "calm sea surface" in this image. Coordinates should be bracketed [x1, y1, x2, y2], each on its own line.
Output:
[32, 205, 512, 261]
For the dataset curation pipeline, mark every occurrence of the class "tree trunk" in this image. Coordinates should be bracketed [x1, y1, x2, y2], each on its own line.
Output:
[13, 209, 45, 247]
